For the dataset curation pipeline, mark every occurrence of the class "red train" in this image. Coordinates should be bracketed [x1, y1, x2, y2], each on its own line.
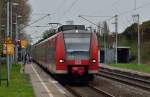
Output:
[31, 25, 98, 83]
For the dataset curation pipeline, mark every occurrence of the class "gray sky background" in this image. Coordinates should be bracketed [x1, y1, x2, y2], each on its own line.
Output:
[26, 0, 150, 43]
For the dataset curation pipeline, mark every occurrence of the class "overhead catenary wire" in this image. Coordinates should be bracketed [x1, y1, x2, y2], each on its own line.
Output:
[136, 1, 150, 10]
[25, 14, 50, 28]
[20, 14, 51, 31]
[118, 1, 150, 16]
[31, 13, 51, 15]
[78, 15, 110, 29]
[53, 0, 67, 14]
[78, 14, 115, 25]
[59, 0, 79, 21]
[108, 0, 150, 31]
[111, 0, 122, 6]
[119, 17, 132, 32]
[29, 26, 50, 28]
[79, 14, 112, 18]
[78, 15, 99, 27]
[50, 0, 67, 22]
[63, 0, 79, 15]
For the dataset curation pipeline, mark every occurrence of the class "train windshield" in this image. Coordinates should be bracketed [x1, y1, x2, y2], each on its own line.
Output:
[64, 32, 91, 59]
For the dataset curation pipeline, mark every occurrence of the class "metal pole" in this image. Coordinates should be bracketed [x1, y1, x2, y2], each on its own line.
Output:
[15, 14, 18, 63]
[10, 0, 13, 66]
[137, 14, 140, 64]
[115, 15, 118, 64]
[132, 14, 141, 64]
[103, 28, 106, 64]
[103, 21, 109, 64]
[10, 0, 12, 39]
[133, 0, 141, 64]
[6, 0, 10, 81]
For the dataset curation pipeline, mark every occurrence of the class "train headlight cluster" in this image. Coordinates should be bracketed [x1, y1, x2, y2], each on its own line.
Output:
[59, 59, 65, 63]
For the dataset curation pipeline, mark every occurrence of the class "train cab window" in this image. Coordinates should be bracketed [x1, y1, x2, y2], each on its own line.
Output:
[64, 33, 91, 60]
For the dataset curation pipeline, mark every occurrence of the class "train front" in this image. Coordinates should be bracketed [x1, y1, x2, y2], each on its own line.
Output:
[63, 30, 98, 82]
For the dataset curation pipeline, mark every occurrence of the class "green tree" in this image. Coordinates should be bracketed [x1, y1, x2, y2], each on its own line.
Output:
[42, 29, 56, 39]
[0, 0, 31, 58]
[122, 20, 150, 64]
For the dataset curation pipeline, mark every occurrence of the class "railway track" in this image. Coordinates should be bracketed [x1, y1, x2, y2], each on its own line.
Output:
[99, 67, 150, 91]
[65, 86, 83, 97]
[65, 85, 115, 97]
[35, 63, 115, 97]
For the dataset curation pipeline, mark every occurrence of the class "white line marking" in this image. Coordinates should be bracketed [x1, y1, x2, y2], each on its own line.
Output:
[55, 84, 66, 94]
[51, 80, 58, 84]
[31, 64, 54, 97]
[49, 77, 66, 94]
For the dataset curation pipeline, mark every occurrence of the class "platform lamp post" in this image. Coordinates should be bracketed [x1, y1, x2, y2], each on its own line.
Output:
[11, 2, 19, 64]
[14, 15, 22, 63]
[12, 2, 20, 63]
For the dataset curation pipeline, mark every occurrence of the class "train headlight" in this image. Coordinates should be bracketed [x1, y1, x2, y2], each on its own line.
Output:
[59, 59, 64, 63]
[92, 59, 96, 63]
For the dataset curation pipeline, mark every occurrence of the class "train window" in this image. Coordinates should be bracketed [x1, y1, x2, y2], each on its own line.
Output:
[64, 33, 91, 59]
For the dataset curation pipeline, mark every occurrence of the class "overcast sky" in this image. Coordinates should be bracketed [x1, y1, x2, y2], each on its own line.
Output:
[26, 0, 150, 43]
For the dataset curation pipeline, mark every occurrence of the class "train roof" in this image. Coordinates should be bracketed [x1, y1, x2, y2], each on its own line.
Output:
[63, 29, 91, 34]
[34, 33, 58, 47]
[58, 25, 85, 32]
[33, 25, 90, 46]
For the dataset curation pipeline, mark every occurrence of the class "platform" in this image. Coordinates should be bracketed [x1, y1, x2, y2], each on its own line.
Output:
[25, 63, 74, 97]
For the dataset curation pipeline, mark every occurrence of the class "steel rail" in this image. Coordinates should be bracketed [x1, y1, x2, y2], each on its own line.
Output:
[100, 69, 150, 84]
[88, 85, 115, 97]
[99, 70, 150, 91]
[64, 86, 83, 97]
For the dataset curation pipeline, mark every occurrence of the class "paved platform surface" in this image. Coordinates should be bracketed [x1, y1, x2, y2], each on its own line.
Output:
[99, 63, 150, 77]
[24, 63, 74, 97]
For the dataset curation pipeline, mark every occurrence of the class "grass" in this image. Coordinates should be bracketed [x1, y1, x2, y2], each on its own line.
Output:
[110, 63, 150, 73]
[0, 64, 35, 97]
